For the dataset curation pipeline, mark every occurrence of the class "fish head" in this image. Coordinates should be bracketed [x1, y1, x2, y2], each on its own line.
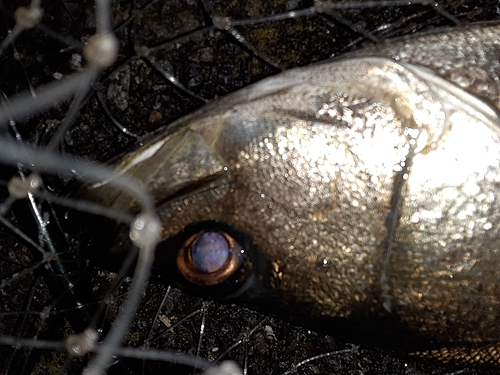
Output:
[79, 56, 500, 354]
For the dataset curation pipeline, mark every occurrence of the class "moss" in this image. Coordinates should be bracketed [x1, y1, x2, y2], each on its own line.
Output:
[125, 330, 142, 345]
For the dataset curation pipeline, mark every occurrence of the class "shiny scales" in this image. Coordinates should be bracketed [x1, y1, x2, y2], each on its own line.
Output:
[78, 22, 500, 366]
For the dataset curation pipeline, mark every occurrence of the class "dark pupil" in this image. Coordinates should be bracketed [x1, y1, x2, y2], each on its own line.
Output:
[191, 232, 230, 273]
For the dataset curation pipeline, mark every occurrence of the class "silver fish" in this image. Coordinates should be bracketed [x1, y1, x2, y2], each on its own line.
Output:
[79, 22, 500, 365]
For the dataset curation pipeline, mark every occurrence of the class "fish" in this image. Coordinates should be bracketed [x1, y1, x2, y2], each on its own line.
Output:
[64, 20, 500, 367]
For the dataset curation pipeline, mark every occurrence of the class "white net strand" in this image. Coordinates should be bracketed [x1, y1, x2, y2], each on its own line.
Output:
[0, 1, 498, 374]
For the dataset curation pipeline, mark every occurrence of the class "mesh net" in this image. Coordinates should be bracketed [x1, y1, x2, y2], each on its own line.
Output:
[0, 0, 499, 374]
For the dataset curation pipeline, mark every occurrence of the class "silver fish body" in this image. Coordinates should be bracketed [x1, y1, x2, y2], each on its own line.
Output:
[79, 22, 500, 365]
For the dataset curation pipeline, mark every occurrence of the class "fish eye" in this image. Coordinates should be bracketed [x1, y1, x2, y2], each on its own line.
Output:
[177, 231, 242, 285]
[174, 225, 254, 297]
